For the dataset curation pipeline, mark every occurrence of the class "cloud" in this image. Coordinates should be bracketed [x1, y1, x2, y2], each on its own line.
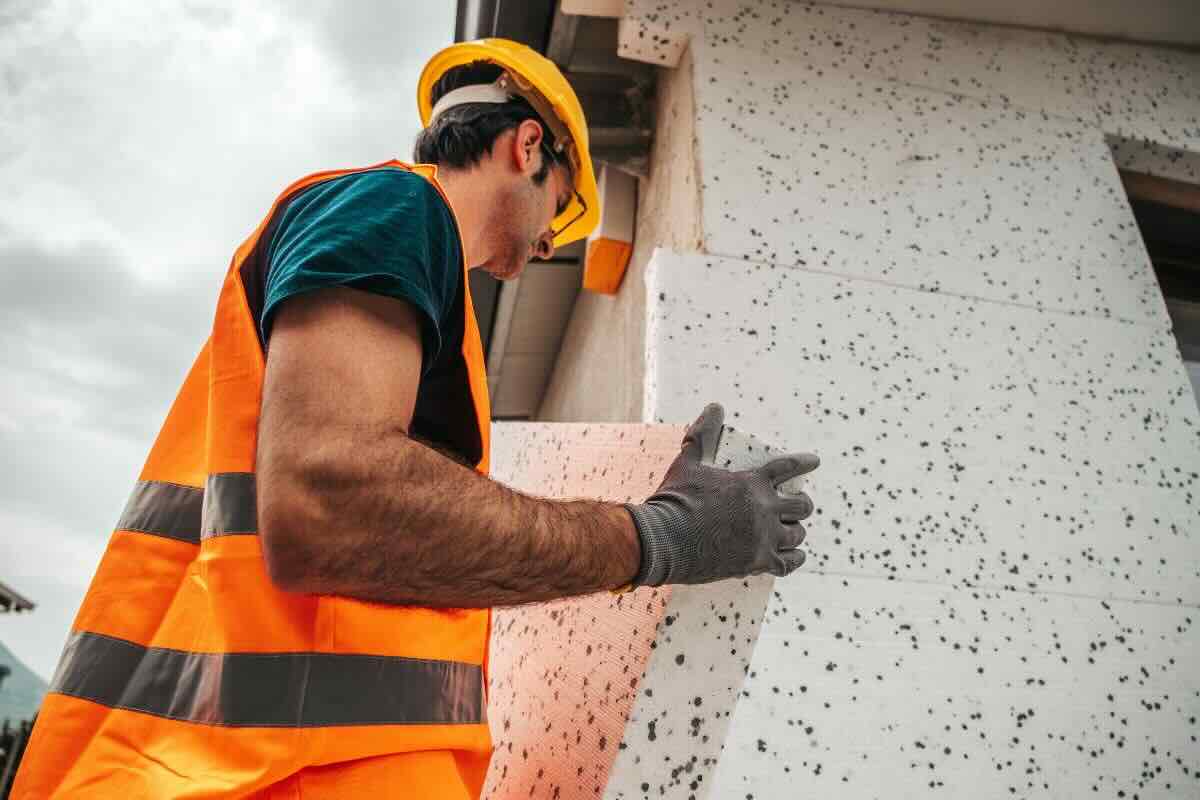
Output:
[0, 0, 454, 680]
[1, 506, 111, 686]
[270, 0, 454, 95]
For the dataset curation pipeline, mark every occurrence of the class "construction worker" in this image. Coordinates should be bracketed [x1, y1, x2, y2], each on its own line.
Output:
[13, 39, 817, 798]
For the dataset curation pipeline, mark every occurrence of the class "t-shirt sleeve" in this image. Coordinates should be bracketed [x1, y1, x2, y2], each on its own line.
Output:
[260, 168, 462, 375]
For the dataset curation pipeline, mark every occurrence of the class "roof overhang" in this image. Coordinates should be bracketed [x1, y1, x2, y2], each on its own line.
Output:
[0, 580, 35, 613]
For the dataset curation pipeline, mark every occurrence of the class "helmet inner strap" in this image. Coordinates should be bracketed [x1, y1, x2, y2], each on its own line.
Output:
[429, 73, 575, 164]
[428, 83, 510, 123]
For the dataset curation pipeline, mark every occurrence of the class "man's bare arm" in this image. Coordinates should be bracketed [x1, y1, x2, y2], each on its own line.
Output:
[256, 286, 641, 607]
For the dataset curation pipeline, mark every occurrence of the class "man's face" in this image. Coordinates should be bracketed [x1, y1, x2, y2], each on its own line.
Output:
[485, 140, 573, 281]
[532, 153, 573, 260]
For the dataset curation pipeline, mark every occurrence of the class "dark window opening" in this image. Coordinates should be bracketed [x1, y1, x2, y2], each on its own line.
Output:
[1121, 170, 1200, 408]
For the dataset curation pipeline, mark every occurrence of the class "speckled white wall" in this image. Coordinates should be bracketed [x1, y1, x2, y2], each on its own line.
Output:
[624, 0, 1199, 797]
[645, 250, 1200, 796]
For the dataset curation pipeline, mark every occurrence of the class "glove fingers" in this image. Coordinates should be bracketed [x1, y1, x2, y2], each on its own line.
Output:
[777, 522, 807, 549]
[778, 495, 813, 523]
[680, 402, 725, 465]
[760, 453, 820, 487]
[782, 548, 807, 574]
[770, 548, 807, 576]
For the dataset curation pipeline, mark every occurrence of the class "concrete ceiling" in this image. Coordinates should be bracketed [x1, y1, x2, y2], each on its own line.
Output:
[819, 0, 1200, 47]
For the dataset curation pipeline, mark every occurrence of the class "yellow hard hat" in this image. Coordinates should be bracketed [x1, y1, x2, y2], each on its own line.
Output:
[418, 38, 600, 248]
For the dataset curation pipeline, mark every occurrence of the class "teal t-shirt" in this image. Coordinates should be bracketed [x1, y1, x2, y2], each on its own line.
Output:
[261, 167, 463, 375]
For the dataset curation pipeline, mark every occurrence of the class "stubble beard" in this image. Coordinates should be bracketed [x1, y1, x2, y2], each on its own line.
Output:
[485, 180, 540, 281]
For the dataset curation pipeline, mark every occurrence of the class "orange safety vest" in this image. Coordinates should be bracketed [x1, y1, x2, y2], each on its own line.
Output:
[13, 161, 494, 799]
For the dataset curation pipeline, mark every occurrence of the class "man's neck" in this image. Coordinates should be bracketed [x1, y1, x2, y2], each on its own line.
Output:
[434, 165, 492, 270]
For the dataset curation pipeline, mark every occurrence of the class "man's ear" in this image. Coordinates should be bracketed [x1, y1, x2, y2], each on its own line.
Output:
[512, 119, 545, 178]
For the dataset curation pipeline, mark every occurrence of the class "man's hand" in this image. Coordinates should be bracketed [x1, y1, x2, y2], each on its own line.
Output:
[625, 403, 819, 586]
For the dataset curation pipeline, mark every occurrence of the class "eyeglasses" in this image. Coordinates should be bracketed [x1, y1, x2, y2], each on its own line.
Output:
[550, 188, 587, 241]
[541, 140, 587, 241]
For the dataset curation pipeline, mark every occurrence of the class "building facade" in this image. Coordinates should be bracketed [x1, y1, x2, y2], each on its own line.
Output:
[485, 1, 1200, 796]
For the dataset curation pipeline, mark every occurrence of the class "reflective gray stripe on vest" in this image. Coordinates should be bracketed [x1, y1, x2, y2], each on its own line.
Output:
[50, 631, 486, 727]
[115, 474, 260, 543]
[202, 472, 257, 538]
[116, 481, 203, 544]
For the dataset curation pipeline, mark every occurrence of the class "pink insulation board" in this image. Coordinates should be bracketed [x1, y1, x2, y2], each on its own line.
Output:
[483, 423, 681, 799]
[484, 422, 801, 799]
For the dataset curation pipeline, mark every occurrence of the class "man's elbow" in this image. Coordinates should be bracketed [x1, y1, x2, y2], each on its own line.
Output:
[260, 523, 319, 594]
[257, 478, 327, 594]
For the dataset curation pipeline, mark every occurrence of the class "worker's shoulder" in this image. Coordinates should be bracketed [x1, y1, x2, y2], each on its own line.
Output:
[280, 166, 452, 234]
[303, 165, 433, 200]
[297, 163, 420, 197]
[320, 166, 453, 221]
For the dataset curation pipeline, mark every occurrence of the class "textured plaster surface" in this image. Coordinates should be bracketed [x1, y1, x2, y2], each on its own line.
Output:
[809, 0, 1200, 49]
[699, 1, 1101, 124]
[710, 572, 1200, 798]
[692, 37, 1170, 325]
[617, 0, 1200, 152]
[645, 247, 1200, 796]
[545, 1, 1200, 795]
[647, 248, 1200, 603]
[484, 422, 807, 799]
[1081, 39, 1200, 154]
[618, 0, 699, 67]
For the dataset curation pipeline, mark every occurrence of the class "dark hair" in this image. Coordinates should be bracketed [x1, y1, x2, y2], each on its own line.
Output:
[414, 61, 564, 186]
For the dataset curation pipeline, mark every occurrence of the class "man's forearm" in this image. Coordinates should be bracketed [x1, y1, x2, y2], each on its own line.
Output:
[258, 425, 642, 607]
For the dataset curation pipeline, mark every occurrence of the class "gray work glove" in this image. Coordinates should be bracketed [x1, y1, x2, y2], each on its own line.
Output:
[624, 403, 818, 587]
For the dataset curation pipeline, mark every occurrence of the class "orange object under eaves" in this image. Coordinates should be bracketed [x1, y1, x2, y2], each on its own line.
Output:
[582, 165, 636, 295]
[584, 237, 634, 294]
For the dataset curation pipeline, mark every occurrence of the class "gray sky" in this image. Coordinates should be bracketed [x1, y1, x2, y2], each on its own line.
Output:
[1, 0, 454, 680]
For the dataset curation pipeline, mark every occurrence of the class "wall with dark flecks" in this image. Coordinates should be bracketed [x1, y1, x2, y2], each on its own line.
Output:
[645, 250, 1199, 797]
[607, 1, 1200, 797]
